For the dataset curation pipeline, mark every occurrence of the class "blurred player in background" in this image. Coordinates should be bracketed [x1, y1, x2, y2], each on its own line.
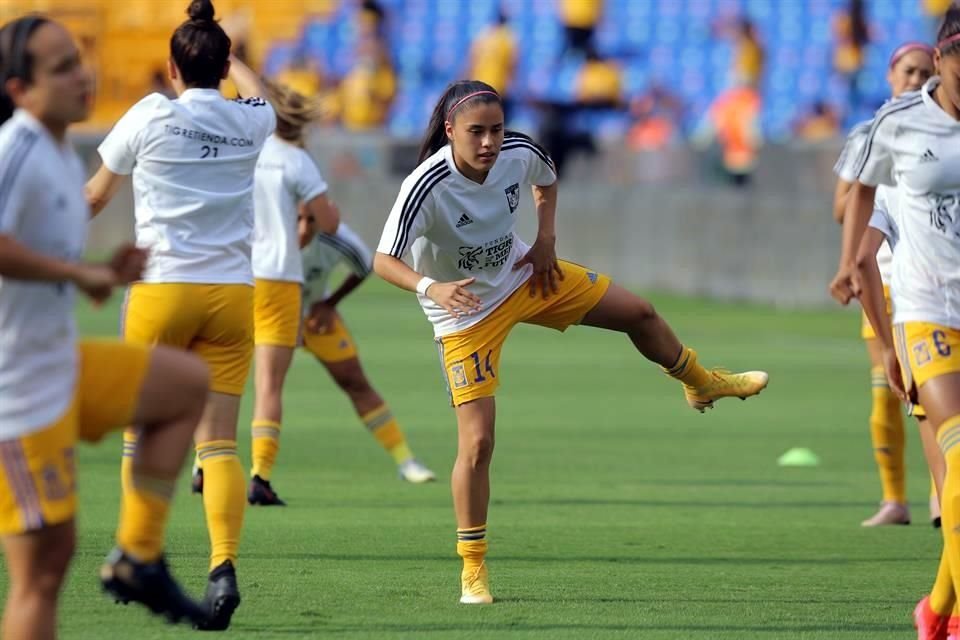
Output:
[83, 0, 275, 630]
[832, 41, 935, 528]
[831, 7, 960, 635]
[0, 14, 211, 636]
[374, 80, 769, 605]
[298, 209, 437, 484]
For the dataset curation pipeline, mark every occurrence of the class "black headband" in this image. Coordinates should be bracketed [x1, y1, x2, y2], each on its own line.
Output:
[0, 16, 47, 83]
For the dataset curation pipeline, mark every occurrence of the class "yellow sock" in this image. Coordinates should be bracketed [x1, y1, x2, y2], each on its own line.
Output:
[115, 457, 174, 563]
[936, 416, 960, 596]
[251, 419, 281, 480]
[869, 368, 906, 503]
[120, 429, 138, 492]
[362, 405, 414, 465]
[197, 440, 246, 571]
[457, 524, 487, 571]
[932, 545, 956, 615]
[661, 345, 710, 388]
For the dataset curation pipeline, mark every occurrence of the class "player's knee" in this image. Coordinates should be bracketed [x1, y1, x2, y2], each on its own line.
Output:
[336, 370, 371, 397]
[631, 297, 657, 324]
[462, 432, 495, 469]
[21, 537, 73, 599]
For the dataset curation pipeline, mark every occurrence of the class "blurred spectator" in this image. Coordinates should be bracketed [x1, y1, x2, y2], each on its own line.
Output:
[923, 0, 954, 35]
[693, 84, 762, 186]
[626, 86, 684, 151]
[833, 0, 870, 107]
[575, 47, 622, 104]
[732, 18, 764, 87]
[558, 0, 603, 56]
[334, 36, 396, 131]
[793, 101, 841, 141]
[148, 68, 176, 100]
[274, 54, 324, 98]
[467, 11, 518, 102]
[358, 0, 387, 39]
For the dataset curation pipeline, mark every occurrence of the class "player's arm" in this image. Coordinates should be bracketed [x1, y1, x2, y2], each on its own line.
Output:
[830, 180, 877, 304]
[325, 273, 365, 308]
[303, 194, 339, 236]
[514, 180, 563, 298]
[227, 53, 267, 99]
[374, 253, 481, 319]
[85, 164, 125, 217]
[832, 178, 852, 224]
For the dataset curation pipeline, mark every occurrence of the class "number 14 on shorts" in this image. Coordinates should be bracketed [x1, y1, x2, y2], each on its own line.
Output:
[451, 350, 495, 389]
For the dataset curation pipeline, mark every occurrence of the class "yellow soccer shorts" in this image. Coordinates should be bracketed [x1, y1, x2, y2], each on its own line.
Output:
[0, 340, 150, 535]
[861, 285, 892, 340]
[254, 279, 303, 349]
[301, 313, 358, 363]
[436, 260, 611, 406]
[123, 283, 253, 395]
[893, 322, 960, 418]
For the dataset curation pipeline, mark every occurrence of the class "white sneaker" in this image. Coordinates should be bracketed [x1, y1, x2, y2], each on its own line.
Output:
[398, 459, 436, 484]
[861, 501, 910, 527]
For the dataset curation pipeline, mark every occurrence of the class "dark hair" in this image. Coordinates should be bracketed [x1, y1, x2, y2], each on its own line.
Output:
[170, 0, 231, 89]
[938, 4, 960, 57]
[418, 80, 503, 162]
[849, 0, 869, 49]
[0, 15, 49, 125]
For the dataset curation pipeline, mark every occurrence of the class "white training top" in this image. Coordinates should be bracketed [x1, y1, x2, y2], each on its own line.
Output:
[98, 89, 276, 285]
[301, 223, 373, 306]
[376, 133, 558, 337]
[0, 111, 88, 438]
[856, 77, 960, 328]
[868, 194, 900, 253]
[835, 119, 893, 284]
[253, 135, 329, 282]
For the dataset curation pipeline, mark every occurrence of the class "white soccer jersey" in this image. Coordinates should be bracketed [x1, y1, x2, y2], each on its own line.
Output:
[836, 119, 894, 284]
[856, 77, 960, 327]
[872, 186, 897, 284]
[376, 133, 557, 336]
[98, 89, 276, 285]
[0, 111, 88, 438]
[301, 223, 373, 306]
[868, 195, 900, 252]
[253, 135, 329, 283]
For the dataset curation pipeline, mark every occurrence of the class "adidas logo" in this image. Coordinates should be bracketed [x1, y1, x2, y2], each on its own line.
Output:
[456, 213, 474, 228]
[920, 148, 939, 163]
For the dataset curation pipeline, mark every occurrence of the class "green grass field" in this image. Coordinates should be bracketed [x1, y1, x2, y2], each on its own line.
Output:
[12, 281, 941, 638]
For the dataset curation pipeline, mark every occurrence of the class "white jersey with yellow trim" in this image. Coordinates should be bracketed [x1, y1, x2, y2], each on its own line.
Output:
[0, 111, 88, 437]
[301, 223, 372, 306]
[376, 133, 557, 337]
[98, 89, 275, 285]
[856, 77, 960, 328]
[253, 135, 329, 283]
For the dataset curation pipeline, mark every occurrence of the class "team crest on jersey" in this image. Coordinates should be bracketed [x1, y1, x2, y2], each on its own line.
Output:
[458, 246, 484, 271]
[504, 183, 520, 213]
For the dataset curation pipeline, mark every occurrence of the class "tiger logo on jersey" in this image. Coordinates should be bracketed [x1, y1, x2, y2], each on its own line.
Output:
[505, 183, 520, 213]
[458, 246, 484, 271]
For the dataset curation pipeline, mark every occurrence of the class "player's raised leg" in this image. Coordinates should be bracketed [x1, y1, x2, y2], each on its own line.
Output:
[580, 283, 768, 411]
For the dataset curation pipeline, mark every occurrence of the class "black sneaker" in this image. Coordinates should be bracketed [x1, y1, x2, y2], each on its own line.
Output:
[195, 560, 241, 631]
[192, 467, 203, 495]
[247, 474, 286, 506]
[933, 516, 943, 529]
[99, 547, 207, 626]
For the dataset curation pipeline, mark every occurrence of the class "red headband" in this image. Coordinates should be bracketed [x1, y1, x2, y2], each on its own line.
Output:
[938, 32, 960, 51]
[889, 42, 935, 68]
[445, 90, 500, 121]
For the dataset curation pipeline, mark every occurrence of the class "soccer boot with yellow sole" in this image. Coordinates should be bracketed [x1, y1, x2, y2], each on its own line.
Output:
[460, 562, 493, 605]
[683, 369, 769, 413]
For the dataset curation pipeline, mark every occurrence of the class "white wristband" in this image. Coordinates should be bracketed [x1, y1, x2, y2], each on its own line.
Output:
[415, 277, 436, 296]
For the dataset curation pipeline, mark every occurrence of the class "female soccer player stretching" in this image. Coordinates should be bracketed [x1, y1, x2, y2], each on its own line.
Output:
[374, 80, 769, 604]
[833, 42, 935, 527]
[0, 14, 210, 635]
[85, 0, 275, 629]
[831, 7, 960, 636]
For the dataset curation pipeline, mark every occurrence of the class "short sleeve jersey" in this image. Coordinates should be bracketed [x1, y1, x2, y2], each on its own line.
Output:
[301, 223, 373, 306]
[0, 111, 89, 437]
[855, 78, 960, 327]
[252, 135, 329, 282]
[376, 133, 557, 337]
[98, 89, 276, 285]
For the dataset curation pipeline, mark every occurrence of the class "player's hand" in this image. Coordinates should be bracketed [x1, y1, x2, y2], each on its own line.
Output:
[829, 262, 861, 305]
[72, 263, 118, 304]
[514, 236, 564, 299]
[108, 244, 148, 284]
[305, 301, 336, 333]
[426, 278, 482, 319]
[881, 346, 908, 402]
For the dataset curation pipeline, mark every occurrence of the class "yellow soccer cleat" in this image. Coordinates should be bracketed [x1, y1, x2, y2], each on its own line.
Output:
[683, 369, 769, 413]
[460, 562, 493, 605]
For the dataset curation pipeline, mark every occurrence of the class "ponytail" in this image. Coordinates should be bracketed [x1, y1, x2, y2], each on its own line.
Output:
[263, 79, 325, 146]
[937, 4, 960, 57]
[0, 15, 49, 126]
[170, 0, 231, 89]
[417, 80, 501, 163]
